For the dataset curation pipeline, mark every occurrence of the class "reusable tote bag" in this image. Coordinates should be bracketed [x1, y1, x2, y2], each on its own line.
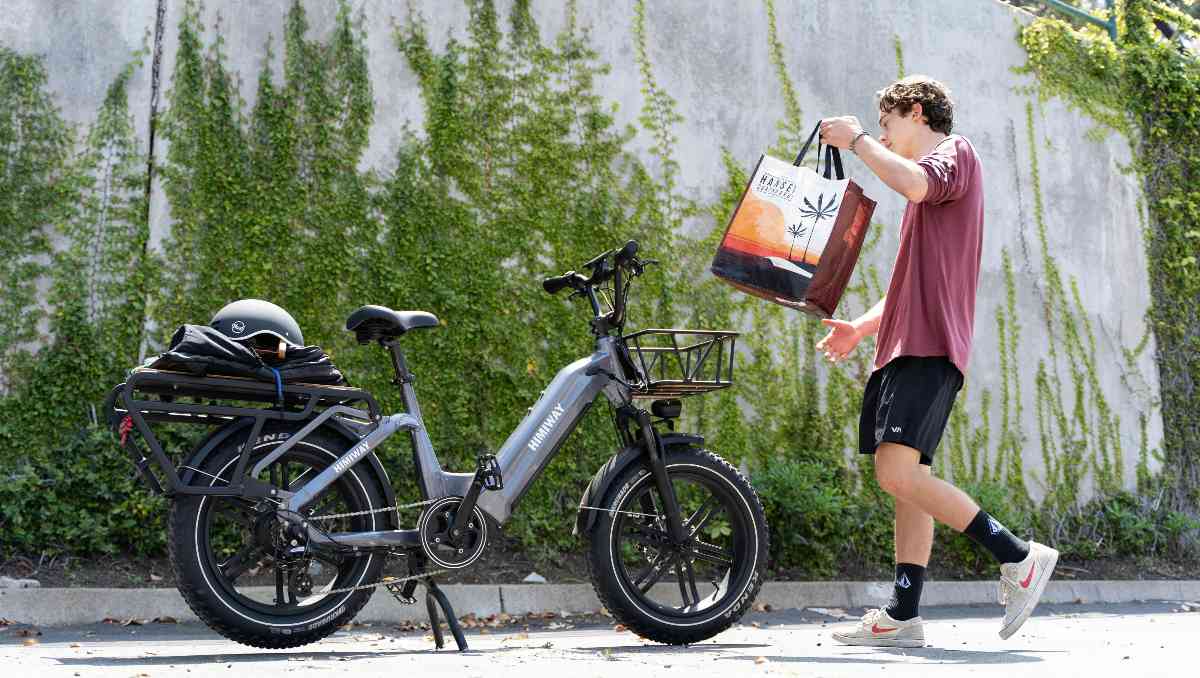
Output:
[711, 122, 877, 318]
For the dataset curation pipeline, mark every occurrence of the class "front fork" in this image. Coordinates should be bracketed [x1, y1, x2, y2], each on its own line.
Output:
[623, 405, 688, 544]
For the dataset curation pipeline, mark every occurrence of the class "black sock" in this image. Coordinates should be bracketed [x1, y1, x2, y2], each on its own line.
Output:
[963, 510, 1030, 564]
[884, 563, 925, 621]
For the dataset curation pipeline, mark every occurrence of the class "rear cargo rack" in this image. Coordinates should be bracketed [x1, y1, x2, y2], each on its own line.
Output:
[103, 368, 380, 497]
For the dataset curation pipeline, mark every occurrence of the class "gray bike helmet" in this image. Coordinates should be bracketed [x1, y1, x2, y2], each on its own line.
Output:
[210, 299, 304, 347]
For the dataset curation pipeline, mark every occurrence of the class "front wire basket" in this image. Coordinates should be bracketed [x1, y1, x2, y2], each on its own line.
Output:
[621, 329, 739, 398]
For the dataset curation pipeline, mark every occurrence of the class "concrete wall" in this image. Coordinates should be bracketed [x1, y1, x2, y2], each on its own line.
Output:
[1, 0, 1161, 500]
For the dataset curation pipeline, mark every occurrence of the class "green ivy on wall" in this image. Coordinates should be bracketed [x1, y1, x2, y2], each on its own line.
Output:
[1020, 0, 1200, 540]
[0, 0, 1195, 571]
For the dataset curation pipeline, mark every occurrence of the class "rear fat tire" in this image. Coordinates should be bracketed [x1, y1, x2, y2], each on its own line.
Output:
[167, 426, 386, 649]
[585, 448, 769, 645]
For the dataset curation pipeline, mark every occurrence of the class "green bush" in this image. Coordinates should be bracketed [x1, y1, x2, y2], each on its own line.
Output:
[753, 459, 854, 576]
[1050, 490, 1200, 561]
[0, 427, 167, 557]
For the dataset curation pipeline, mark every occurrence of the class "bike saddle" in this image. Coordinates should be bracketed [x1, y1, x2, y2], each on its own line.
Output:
[346, 305, 440, 343]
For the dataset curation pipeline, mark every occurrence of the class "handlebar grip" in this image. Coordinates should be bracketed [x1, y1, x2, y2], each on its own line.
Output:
[615, 240, 639, 267]
[543, 273, 574, 295]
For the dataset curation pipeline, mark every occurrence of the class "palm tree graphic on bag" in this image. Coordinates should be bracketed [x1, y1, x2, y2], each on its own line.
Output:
[786, 192, 840, 262]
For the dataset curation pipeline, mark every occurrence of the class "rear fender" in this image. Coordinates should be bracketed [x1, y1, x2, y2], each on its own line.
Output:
[180, 417, 399, 529]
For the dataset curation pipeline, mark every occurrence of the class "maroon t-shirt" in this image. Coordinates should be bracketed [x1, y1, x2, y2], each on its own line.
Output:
[873, 134, 984, 376]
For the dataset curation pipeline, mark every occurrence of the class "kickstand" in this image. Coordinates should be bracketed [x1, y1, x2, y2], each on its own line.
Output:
[425, 578, 468, 651]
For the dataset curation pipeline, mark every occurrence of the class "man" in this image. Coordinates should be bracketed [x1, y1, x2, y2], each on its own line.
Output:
[816, 75, 1058, 647]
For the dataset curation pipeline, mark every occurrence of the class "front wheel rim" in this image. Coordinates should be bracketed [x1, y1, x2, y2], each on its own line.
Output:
[608, 464, 757, 621]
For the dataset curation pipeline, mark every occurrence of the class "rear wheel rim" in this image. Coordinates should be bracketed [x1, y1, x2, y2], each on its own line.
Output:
[197, 444, 374, 617]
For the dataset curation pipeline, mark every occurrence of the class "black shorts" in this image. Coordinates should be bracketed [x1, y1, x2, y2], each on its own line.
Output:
[859, 355, 964, 465]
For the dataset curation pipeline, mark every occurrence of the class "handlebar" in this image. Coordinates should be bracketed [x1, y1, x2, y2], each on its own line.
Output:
[542, 240, 649, 335]
[542, 271, 587, 295]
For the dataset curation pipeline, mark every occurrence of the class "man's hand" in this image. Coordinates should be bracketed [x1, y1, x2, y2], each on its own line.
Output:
[815, 318, 862, 363]
[819, 116, 864, 150]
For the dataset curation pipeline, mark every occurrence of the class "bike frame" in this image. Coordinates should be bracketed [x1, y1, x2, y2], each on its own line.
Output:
[267, 335, 632, 548]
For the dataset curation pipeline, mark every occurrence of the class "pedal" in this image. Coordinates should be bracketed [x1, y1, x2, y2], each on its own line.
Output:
[476, 454, 503, 491]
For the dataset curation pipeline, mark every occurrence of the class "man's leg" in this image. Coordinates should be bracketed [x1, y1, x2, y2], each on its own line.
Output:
[886, 468, 933, 622]
[873, 442, 1058, 639]
[874, 443, 978, 530]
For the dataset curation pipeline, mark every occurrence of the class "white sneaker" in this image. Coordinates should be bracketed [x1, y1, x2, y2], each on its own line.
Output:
[998, 540, 1059, 639]
[831, 608, 925, 648]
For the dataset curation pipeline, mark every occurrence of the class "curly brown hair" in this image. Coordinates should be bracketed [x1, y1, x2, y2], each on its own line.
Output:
[877, 75, 955, 134]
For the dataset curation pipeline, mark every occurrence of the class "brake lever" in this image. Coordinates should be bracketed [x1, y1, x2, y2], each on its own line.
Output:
[629, 257, 658, 276]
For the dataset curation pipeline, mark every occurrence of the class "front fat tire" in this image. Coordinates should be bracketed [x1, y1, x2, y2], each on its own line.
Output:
[585, 448, 769, 645]
[167, 428, 385, 649]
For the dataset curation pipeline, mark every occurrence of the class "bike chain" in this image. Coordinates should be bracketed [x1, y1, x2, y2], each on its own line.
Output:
[295, 498, 445, 604]
[303, 567, 451, 599]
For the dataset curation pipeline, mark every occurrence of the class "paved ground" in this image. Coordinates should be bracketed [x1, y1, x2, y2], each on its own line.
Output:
[2, 601, 1196, 677]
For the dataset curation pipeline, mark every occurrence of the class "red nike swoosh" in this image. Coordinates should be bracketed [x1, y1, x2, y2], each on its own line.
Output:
[872, 624, 898, 634]
[1020, 563, 1036, 588]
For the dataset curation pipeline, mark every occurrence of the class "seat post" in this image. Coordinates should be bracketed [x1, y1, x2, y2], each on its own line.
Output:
[381, 339, 413, 386]
[381, 339, 426, 422]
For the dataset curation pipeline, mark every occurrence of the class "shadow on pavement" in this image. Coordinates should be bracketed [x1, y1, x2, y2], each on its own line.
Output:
[721, 647, 1068, 666]
[566, 642, 769, 656]
[52, 644, 538, 667]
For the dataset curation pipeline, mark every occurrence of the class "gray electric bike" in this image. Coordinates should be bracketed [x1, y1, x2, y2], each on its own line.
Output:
[105, 241, 767, 651]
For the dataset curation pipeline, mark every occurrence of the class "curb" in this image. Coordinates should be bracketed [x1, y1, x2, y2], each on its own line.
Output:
[2, 580, 1198, 626]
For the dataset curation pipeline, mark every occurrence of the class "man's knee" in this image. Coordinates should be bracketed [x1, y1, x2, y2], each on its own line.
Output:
[874, 463, 914, 498]
[873, 444, 923, 499]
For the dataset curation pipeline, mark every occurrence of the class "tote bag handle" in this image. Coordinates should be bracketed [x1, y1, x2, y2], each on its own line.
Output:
[793, 121, 846, 181]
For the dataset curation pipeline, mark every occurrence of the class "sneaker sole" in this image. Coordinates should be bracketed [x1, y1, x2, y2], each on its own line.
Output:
[999, 547, 1059, 640]
[832, 632, 924, 648]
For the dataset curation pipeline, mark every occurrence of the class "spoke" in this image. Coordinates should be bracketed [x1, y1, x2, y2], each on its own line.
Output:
[624, 522, 670, 548]
[684, 494, 722, 537]
[691, 540, 734, 567]
[219, 544, 261, 582]
[682, 558, 701, 606]
[633, 555, 675, 594]
[674, 561, 693, 608]
[275, 564, 286, 607]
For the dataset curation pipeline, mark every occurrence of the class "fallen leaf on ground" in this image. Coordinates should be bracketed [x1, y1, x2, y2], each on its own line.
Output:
[120, 618, 147, 627]
[16, 627, 42, 637]
[153, 616, 178, 624]
[22, 638, 39, 647]
[614, 624, 627, 632]
[149, 573, 163, 582]
[754, 656, 767, 665]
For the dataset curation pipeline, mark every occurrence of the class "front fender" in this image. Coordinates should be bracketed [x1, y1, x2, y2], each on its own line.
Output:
[572, 432, 704, 537]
